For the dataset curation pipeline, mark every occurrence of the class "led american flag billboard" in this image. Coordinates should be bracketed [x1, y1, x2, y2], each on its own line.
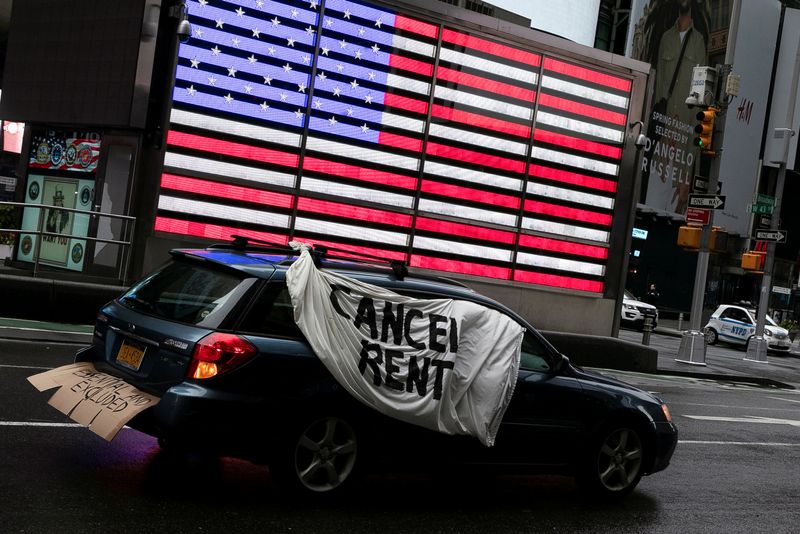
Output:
[157, 0, 632, 293]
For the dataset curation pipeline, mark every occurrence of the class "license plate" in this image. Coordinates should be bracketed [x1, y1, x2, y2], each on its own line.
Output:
[116, 339, 146, 371]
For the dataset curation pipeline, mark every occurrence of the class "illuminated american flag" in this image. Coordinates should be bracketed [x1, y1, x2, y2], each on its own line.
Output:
[156, 0, 631, 293]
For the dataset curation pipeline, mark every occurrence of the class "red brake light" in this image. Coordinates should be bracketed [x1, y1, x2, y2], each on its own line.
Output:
[188, 332, 257, 379]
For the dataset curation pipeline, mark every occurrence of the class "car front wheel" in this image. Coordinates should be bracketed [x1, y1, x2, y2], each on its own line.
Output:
[578, 424, 645, 499]
[705, 328, 718, 345]
[270, 414, 361, 497]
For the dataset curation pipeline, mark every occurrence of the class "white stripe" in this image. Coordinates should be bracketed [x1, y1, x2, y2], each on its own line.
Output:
[536, 111, 624, 143]
[295, 216, 409, 246]
[164, 152, 297, 189]
[526, 182, 614, 210]
[386, 73, 431, 96]
[521, 217, 610, 242]
[170, 108, 302, 147]
[418, 198, 517, 227]
[679, 440, 800, 446]
[392, 35, 435, 57]
[516, 251, 604, 276]
[428, 124, 528, 155]
[0, 364, 54, 370]
[0, 421, 83, 428]
[300, 177, 414, 209]
[439, 47, 538, 85]
[532, 147, 619, 176]
[434, 86, 533, 120]
[541, 76, 629, 109]
[158, 196, 291, 227]
[306, 136, 420, 172]
[413, 236, 511, 262]
[380, 111, 425, 133]
[424, 161, 522, 192]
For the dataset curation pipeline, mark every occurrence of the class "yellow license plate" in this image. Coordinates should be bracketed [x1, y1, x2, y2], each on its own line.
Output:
[116, 340, 145, 371]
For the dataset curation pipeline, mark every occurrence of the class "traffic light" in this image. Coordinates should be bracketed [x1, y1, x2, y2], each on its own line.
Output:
[693, 108, 718, 154]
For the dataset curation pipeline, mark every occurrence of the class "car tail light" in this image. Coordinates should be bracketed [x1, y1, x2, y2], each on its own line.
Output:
[187, 332, 257, 380]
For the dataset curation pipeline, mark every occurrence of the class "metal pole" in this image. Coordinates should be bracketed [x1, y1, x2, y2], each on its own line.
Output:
[745, 31, 800, 362]
[676, 0, 741, 365]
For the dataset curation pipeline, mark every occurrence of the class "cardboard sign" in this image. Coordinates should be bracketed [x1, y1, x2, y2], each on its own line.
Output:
[286, 243, 524, 447]
[27, 363, 160, 441]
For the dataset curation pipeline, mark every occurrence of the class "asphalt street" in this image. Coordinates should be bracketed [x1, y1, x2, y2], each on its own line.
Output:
[2, 336, 800, 533]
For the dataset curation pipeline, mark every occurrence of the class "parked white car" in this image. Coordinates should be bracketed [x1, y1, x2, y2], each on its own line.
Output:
[621, 290, 658, 329]
[703, 304, 791, 353]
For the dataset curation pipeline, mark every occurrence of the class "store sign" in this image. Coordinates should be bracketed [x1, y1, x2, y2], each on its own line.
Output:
[28, 129, 100, 173]
[632, 228, 648, 240]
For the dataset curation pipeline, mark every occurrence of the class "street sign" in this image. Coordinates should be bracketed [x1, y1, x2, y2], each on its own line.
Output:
[686, 207, 710, 225]
[751, 203, 774, 214]
[692, 176, 722, 194]
[772, 286, 791, 295]
[688, 194, 726, 209]
[754, 229, 787, 242]
[757, 215, 773, 227]
[756, 194, 775, 206]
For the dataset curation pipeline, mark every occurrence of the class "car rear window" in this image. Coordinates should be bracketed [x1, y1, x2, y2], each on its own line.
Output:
[118, 260, 255, 327]
[238, 282, 303, 339]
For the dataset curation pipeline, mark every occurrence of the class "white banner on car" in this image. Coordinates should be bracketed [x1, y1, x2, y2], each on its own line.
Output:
[285, 243, 524, 446]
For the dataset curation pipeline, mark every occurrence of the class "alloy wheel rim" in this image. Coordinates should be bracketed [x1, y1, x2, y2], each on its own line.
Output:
[294, 416, 357, 492]
[597, 428, 643, 491]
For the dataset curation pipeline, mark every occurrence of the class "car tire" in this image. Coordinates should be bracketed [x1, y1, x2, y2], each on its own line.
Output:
[269, 414, 362, 498]
[704, 328, 718, 345]
[578, 422, 646, 500]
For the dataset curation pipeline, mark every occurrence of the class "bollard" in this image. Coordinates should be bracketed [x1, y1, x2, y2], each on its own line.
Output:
[642, 315, 653, 346]
[678, 312, 684, 331]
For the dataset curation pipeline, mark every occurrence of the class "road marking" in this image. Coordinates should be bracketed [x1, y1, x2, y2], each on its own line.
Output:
[0, 421, 82, 428]
[0, 364, 55, 370]
[767, 395, 800, 405]
[679, 440, 800, 446]
[684, 415, 800, 427]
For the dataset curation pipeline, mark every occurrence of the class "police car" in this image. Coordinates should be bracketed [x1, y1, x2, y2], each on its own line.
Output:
[621, 290, 658, 329]
[703, 304, 791, 353]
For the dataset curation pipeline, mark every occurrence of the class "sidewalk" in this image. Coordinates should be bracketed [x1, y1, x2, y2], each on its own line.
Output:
[2, 316, 798, 389]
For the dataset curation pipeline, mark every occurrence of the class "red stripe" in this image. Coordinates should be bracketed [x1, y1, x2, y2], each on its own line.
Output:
[296, 198, 413, 227]
[534, 130, 622, 159]
[543, 58, 631, 92]
[513, 269, 604, 292]
[377, 131, 422, 152]
[388, 54, 434, 77]
[393, 14, 439, 39]
[436, 67, 535, 102]
[441, 29, 541, 67]
[518, 234, 608, 259]
[529, 164, 617, 193]
[154, 216, 288, 244]
[538, 94, 626, 125]
[160, 174, 294, 208]
[416, 217, 515, 245]
[384, 93, 429, 115]
[431, 104, 530, 138]
[303, 157, 417, 190]
[524, 200, 612, 226]
[305, 238, 407, 262]
[427, 142, 525, 173]
[167, 130, 300, 168]
[421, 181, 519, 209]
[411, 254, 510, 280]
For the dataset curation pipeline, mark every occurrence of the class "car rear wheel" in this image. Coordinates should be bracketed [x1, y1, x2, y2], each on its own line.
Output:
[704, 328, 718, 345]
[578, 424, 645, 499]
[270, 414, 361, 497]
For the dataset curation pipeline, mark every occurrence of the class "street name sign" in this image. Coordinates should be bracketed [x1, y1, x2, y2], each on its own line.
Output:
[754, 229, 787, 243]
[688, 194, 726, 210]
[772, 286, 791, 295]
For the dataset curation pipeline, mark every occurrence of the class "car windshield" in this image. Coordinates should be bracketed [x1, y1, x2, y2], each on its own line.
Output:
[747, 310, 778, 327]
[119, 260, 254, 327]
[624, 290, 635, 300]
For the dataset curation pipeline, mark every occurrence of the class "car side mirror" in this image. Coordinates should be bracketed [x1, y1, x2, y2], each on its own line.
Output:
[554, 354, 570, 373]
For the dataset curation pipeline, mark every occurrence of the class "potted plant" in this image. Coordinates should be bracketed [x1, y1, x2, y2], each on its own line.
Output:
[780, 319, 799, 342]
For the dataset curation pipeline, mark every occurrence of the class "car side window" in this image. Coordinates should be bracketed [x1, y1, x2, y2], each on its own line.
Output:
[721, 308, 749, 324]
[519, 329, 552, 372]
[238, 282, 303, 339]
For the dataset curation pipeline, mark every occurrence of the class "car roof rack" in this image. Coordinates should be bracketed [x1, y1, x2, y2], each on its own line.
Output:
[312, 244, 408, 280]
[208, 235, 300, 254]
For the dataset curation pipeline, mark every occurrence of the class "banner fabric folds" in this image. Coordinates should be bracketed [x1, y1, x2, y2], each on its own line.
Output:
[285, 244, 524, 446]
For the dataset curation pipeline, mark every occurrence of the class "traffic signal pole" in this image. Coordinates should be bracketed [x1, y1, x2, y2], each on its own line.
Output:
[676, 0, 741, 365]
[745, 32, 800, 362]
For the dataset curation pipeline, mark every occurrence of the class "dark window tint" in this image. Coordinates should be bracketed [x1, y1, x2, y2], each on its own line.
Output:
[119, 260, 253, 327]
[720, 307, 750, 324]
[519, 330, 551, 372]
[239, 282, 303, 339]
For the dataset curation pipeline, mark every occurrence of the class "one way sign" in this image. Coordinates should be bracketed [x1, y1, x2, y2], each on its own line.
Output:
[754, 229, 787, 243]
[688, 194, 726, 210]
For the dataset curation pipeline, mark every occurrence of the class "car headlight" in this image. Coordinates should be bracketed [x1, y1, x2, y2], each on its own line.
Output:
[660, 403, 672, 423]
[624, 304, 637, 310]
[765, 328, 774, 337]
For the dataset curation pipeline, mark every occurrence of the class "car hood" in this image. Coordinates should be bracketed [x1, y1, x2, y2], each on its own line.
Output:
[624, 298, 656, 310]
[570, 365, 664, 404]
